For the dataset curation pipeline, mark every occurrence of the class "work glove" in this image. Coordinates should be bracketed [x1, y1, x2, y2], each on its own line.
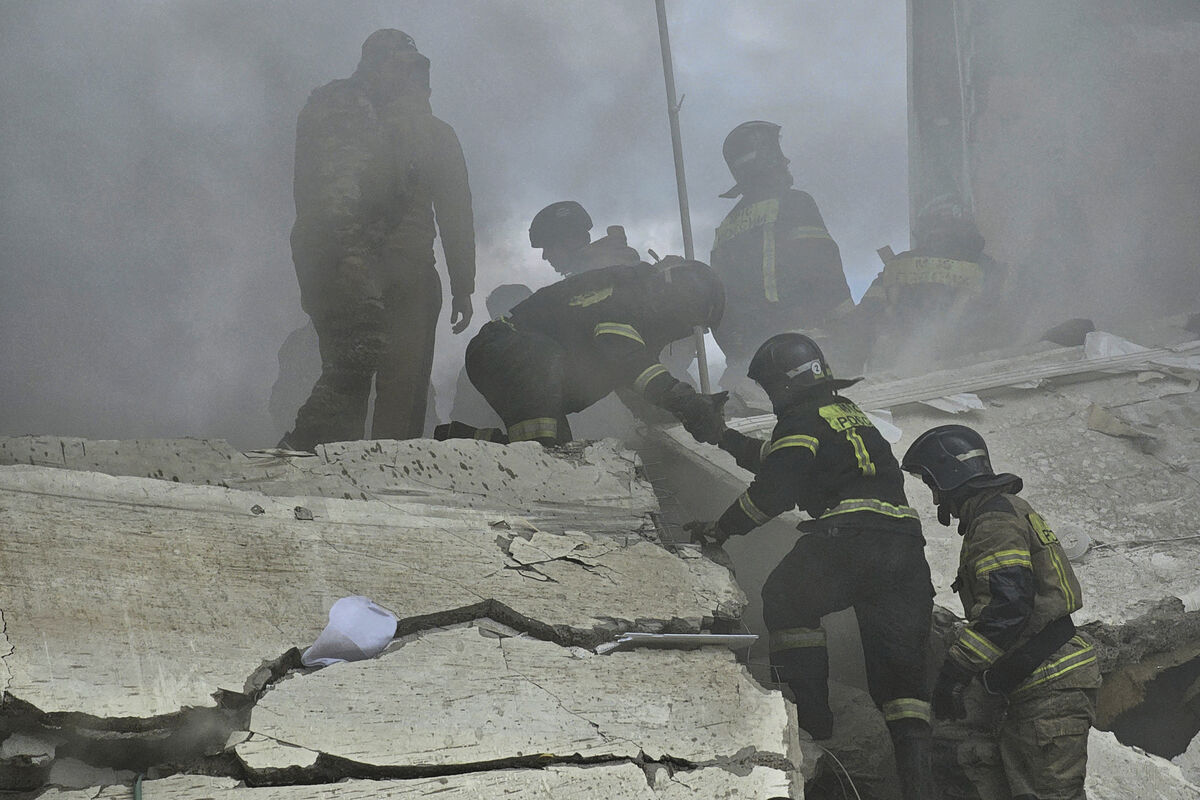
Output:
[932, 659, 974, 721]
[673, 391, 730, 445]
[683, 520, 729, 548]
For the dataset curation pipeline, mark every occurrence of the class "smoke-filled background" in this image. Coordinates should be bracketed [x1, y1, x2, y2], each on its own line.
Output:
[0, 1, 907, 448]
[4, 2, 1197, 450]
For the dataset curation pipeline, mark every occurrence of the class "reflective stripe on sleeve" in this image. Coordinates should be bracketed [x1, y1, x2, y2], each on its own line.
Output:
[634, 363, 670, 393]
[508, 417, 558, 443]
[974, 549, 1033, 579]
[764, 434, 819, 457]
[882, 698, 932, 724]
[950, 628, 1005, 669]
[593, 322, 645, 345]
[738, 491, 773, 526]
[770, 627, 827, 652]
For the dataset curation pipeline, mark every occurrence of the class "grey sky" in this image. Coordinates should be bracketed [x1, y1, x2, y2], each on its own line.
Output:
[0, 1, 908, 448]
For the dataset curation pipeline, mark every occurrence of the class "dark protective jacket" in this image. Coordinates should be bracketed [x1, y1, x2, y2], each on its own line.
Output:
[710, 188, 851, 325]
[503, 263, 700, 410]
[290, 77, 475, 318]
[561, 225, 641, 274]
[948, 488, 1098, 694]
[715, 393, 921, 537]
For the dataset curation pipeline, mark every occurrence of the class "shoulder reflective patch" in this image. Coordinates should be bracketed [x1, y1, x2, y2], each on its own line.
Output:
[764, 434, 819, 457]
[568, 285, 614, 307]
[818, 401, 873, 432]
[1027, 512, 1057, 545]
[592, 322, 645, 345]
[879, 257, 984, 292]
[713, 198, 780, 246]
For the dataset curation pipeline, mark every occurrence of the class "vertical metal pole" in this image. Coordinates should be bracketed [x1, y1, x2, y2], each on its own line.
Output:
[655, 0, 712, 394]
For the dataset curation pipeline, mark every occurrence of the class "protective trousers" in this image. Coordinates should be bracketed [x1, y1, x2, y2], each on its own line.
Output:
[289, 267, 441, 450]
[763, 526, 934, 800]
[464, 321, 572, 445]
[958, 683, 1096, 800]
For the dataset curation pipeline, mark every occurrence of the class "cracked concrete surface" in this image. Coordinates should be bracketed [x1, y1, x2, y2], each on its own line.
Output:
[240, 624, 795, 774]
[0, 437, 775, 798]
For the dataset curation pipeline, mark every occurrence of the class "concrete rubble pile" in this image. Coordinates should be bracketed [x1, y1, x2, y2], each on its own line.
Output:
[650, 317, 1200, 799]
[0, 438, 802, 798]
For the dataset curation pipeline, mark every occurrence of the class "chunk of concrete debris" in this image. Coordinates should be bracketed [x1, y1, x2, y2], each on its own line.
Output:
[241, 625, 798, 773]
[34, 765, 793, 799]
[1087, 729, 1200, 799]
[0, 437, 657, 533]
[0, 463, 742, 718]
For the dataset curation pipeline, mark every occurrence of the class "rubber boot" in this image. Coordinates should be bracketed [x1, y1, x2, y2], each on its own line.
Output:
[772, 646, 833, 740]
[888, 718, 935, 800]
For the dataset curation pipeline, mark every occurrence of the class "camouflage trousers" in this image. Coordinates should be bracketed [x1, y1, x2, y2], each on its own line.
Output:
[958, 682, 1096, 800]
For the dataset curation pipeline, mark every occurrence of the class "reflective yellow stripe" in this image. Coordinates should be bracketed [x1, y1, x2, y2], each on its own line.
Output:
[788, 225, 832, 241]
[882, 698, 932, 723]
[634, 363, 670, 393]
[758, 439, 771, 462]
[847, 429, 876, 477]
[495, 314, 516, 330]
[951, 628, 1004, 668]
[770, 627, 826, 652]
[819, 498, 918, 521]
[508, 417, 558, 442]
[764, 434, 819, 457]
[975, 549, 1033, 578]
[762, 221, 778, 302]
[1013, 637, 1097, 694]
[593, 322, 645, 345]
[738, 491, 773, 526]
[474, 427, 503, 441]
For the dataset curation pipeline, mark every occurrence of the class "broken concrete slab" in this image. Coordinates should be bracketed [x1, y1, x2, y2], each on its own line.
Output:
[33, 763, 794, 799]
[1087, 729, 1200, 799]
[0, 463, 742, 719]
[241, 624, 797, 773]
[0, 437, 657, 534]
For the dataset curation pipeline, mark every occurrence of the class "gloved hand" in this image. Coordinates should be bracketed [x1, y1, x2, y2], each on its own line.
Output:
[675, 391, 729, 445]
[683, 520, 729, 547]
[932, 659, 973, 721]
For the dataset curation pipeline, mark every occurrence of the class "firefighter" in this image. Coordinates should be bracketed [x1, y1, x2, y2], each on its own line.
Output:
[445, 259, 727, 446]
[854, 196, 1007, 371]
[686, 332, 934, 800]
[902, 424, 1100, 800]
[528, 200, 642, 276]
[709, 122, 852, 388]
[281, 29, 476, 451]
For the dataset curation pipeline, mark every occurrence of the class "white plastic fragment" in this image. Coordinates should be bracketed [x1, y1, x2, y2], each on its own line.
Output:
[301, 596, 398, 667]
[864, 409, 902, 443]
[919, 393, 985, 414]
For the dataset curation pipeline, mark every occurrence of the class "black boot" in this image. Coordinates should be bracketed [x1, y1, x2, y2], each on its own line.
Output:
[773, 646, 833, 740]
[888, 719, 935, 800]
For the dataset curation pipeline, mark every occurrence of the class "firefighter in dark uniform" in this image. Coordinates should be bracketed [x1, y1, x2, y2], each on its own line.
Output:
[902, 425, 1100, 800]
[686, 332, 934, 800]
[528, 200, 642, 276]
[456, 259, 727, 446]
[709, 122, 852, 388]
[854, 197, 1007, 371]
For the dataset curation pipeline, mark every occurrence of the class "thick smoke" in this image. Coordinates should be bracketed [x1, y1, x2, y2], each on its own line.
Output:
[0, 2, 907, 447]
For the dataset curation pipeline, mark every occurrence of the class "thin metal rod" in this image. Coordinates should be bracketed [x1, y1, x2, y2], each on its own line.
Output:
[655, 0, 711, 394]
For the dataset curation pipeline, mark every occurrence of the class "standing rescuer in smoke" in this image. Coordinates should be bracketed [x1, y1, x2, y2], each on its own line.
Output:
[709, 122, 852, 390]
[902, 424, 1100, 800]
[442, 259, 727, 446]
[280, 29, 476, 452]
[685, 332, 934, 800]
